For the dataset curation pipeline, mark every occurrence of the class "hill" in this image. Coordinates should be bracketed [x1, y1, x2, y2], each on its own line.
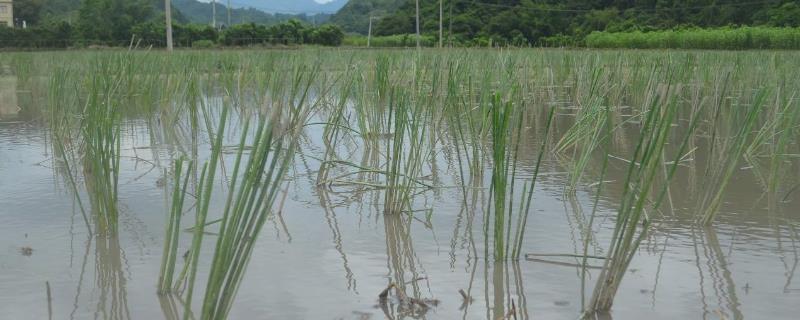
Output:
[25, 0, 187, 24]
[174, 0, 330, 25]
[221, 0, 347, 14]
[20, 0, 330, 27]
[330, 0, 402, 34]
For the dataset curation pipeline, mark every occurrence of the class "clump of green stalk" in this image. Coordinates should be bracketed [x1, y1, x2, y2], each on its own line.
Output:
[47, 67, 92, 233]
[555, 97, 610, 193]
[199, 111, 299, 319]
[744, 92, 800, 199]
[181, 103, 230, 319]
[158, 158, 193, 294]
[178, 66, 314, 319]
[486, 94, 514, 261]
[585, 82, 703, 313]
[315, 68, 358, 186]
[80, 76, 122, 234]
[48, 63, 124, 235]
[485, 93, 555, 261]
[383, 87, 432, 214]
[552, 67, 612, 193]
[699, 89, 767, 225]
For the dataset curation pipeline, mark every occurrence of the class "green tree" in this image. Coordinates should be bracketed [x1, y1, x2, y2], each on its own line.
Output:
[13, 0, 44, 26]
[366, 0, 799, 46]
[77, 0, 153, 43]
[765, 2, 800, 27]
[310, 24, 344, 46]
[77, 0, 112, 41]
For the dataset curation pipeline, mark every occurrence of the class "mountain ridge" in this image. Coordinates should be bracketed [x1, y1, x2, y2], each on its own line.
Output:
[210, 0, 348, 14]
[330, 0, 403, 34]
[176, 0, 330, 25]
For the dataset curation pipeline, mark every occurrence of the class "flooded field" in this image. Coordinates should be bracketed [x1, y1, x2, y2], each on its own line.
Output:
[0, 49, 799, 320]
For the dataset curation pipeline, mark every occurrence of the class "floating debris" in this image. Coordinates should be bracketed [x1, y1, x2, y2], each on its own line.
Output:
[351, 310, 372, 320]
[554, 300, 570, 306]
[377, 281, 440, 319]
[378, 283, 396, 300]
[19, 246, 33, 256]
[458, 289, 474, 310]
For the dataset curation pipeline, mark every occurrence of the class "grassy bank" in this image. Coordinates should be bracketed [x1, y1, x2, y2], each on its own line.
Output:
[343, 34, 437, 47]
[586, 26, 800, 49]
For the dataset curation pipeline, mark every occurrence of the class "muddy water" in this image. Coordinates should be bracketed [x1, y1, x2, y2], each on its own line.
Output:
[1, 75, 799, 320]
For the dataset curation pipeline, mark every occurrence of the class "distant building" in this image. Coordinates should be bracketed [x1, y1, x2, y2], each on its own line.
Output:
[0, 1, 12, 27]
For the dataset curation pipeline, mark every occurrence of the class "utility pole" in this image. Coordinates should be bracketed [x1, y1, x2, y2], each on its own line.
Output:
[439, 0, 443, 48]
[211, 0, 216, 28]
[448, 0, 453, 47]
[367, 16, 381, 48]
[227, 0, 231, 27]
[367, 16, 374, 48]
[165, 0, 173, 51]
[415, 0, 420, 48]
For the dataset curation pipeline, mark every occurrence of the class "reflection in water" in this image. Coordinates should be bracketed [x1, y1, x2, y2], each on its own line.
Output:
[94, 233, 131, 320]
[0, 76, 19, 121]
[382, 213, 433, 319]
[60, 141, 131, 320]
[70, 235, 92, 320]
[692, 226, 743, 320]
[484, 261, 528, 320]
[67, 232, 131, 320]
[158, 293, 181, 320]
[490, 262, 504, 320]
[779, 224, 799, 293]
[319, 189, 358, 292]
[384, 213, 424, 296]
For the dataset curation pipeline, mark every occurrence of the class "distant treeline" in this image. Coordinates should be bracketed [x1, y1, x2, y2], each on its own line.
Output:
[370, 0, 800, 48]
[0, 20, 344, 49]
[586, 26, 800, 49]
[1, 0, 343, 49]
[343, 34, 437, 47]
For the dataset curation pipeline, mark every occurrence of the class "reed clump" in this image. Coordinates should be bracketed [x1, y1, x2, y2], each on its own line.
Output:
[585, 75, 704, 314]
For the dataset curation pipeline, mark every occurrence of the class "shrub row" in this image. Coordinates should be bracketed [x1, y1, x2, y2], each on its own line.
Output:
[343, 34, 437, 47]
[0, 20, 344, 49]
[586, 26, 800, 50]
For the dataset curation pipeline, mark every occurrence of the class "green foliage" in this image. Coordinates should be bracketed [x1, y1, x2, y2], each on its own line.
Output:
[367, 0, 800, 47]
[191, 39, 216, 49]
[13, 0, 45, 26]
[220, 20, 345, 47]
[131, 21, 218, 47]
[0, 22, 74, 48]
[586, 26, 800, 49]
[218, 23, 269, 46]
[77, 0, 154, 43]
[157, 158, 192, 294]
[587, 72, 704, 313]
[0, 17, 343, 48]
[308, 24, 345, 46]
[330, 0, 403, 34]
[762, 2, 800, 27]
[343, 33, 436, 47]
